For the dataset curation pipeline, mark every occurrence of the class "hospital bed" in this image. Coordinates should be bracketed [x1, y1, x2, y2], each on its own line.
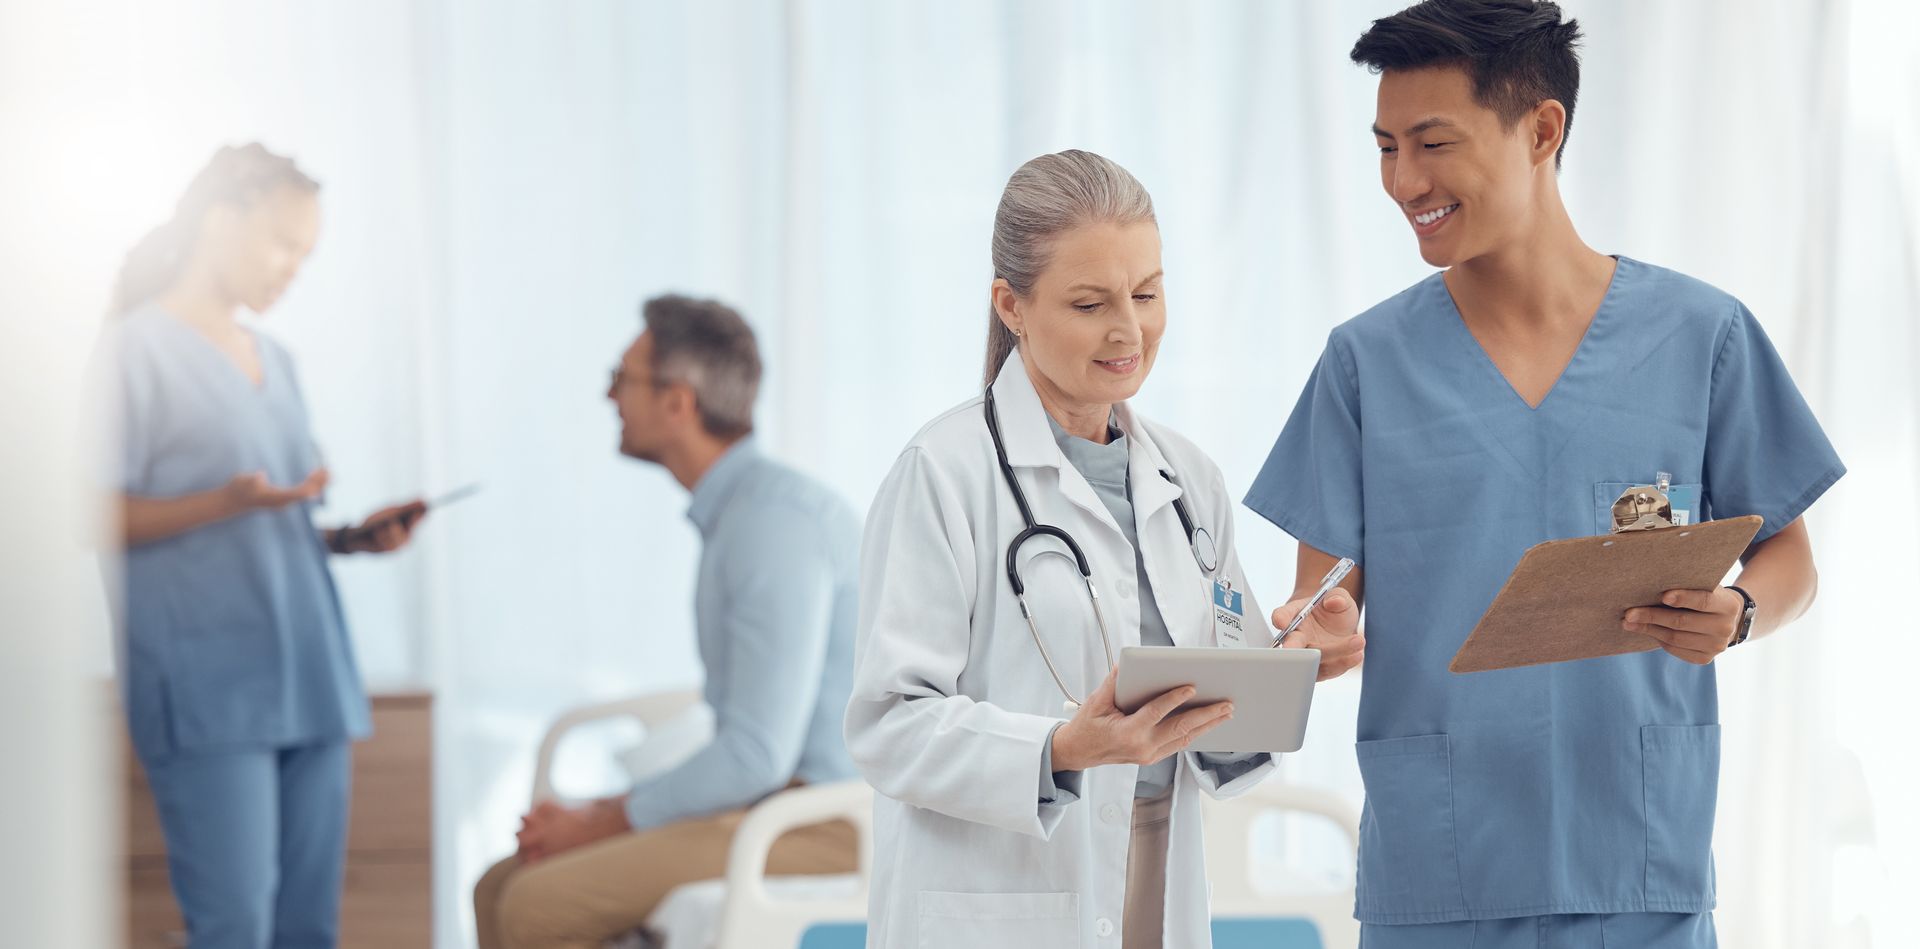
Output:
[530, 690, 870, 949]
[536, 691, 1358, 949]
[1203, 779, 1361, 948]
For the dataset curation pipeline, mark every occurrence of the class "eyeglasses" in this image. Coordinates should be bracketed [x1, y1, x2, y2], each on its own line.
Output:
[608, 367, 672, 392]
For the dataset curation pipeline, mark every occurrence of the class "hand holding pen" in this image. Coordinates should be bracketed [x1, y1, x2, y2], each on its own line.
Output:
[1271, 557, 1365, 681]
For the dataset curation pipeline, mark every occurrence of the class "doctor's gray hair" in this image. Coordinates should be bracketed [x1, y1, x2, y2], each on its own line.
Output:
[641, 294, 762, 440]
[983, 150, 1157, 385]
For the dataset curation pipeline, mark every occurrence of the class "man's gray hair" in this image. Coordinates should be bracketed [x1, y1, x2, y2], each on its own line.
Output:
[642, 294, 762, 440]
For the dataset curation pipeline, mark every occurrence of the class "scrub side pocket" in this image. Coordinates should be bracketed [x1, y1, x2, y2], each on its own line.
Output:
[1354, 734, 1468, 920]
[1641, 723, 1721, 907]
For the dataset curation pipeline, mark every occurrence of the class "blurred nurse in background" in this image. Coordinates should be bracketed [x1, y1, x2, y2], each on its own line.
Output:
[100, 143, 424, 949]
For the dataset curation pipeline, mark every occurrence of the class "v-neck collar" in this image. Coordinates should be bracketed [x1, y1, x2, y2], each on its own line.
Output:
[155, 307, 272, 394]
[1436, 255, 1625, 413]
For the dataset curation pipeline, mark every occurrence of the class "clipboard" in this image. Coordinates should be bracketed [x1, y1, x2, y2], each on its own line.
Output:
[1449, 515, 1763, 673]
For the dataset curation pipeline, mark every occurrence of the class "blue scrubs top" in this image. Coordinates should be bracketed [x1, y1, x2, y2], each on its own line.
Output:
[107, 306, 370, 763]
[1245, 258, 1843, 925]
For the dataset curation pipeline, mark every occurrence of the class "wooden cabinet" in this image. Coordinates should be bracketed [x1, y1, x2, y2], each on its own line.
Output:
[124, 691, 434, 948]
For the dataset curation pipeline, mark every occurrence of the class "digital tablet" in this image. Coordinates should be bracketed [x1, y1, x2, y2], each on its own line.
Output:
[1114, 646, 1321, 753]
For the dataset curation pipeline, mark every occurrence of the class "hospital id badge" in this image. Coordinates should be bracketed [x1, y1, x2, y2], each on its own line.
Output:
[1664, 483, 1700, 526]
[1210, 578, 1248, 647]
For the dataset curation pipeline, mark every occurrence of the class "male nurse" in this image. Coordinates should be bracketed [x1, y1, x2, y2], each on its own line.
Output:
[1246, 3, 1845, 947]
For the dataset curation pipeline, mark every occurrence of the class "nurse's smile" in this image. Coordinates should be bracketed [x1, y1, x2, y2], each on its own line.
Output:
[1094, 353, 1141, 374]
[1410, 202, 1459, 238]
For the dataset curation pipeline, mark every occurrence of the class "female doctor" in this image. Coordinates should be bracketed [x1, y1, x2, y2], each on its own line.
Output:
[845, 150, 1362, 949]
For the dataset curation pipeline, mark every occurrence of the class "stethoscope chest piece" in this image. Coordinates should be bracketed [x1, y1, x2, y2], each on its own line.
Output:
[1190, 526, 1219, 574]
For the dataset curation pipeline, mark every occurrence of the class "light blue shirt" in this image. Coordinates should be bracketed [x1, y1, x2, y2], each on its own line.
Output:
[106, 306, 369, 762]
[623, 438, 862, 830]
[1246, 258, 1844, 924]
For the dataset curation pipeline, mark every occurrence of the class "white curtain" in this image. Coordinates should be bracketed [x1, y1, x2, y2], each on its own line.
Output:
[7, 2, 1913, 948]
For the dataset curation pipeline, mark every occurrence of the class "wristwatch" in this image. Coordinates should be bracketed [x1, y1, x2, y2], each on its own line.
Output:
[1724, 585, 1757, 647]
[327, 526, 359, 555]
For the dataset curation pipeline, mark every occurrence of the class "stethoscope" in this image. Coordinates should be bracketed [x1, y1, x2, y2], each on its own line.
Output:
[984, 388, 1220, 708]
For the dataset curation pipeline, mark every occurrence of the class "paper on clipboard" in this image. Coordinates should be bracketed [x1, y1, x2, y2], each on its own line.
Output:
[1449, 515, 1763, 674]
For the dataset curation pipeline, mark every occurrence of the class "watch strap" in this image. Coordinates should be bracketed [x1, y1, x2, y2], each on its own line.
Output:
[1725, 584, 1757, 647]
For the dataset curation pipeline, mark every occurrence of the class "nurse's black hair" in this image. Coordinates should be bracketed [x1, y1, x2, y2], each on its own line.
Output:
[110, 143, 319, 315]
[1351, 0, 1584, 168]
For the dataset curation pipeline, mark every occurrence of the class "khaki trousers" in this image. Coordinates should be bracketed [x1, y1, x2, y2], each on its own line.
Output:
[473, 809, 857, 949]
[1123, 792, 1174, 949]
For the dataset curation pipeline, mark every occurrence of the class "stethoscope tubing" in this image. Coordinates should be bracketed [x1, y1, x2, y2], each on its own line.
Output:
[984, 387, 1218, 707]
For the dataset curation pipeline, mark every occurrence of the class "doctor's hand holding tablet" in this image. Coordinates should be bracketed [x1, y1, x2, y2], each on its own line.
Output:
[1052, 667, 1236, 771]
[1112, 555, 1361, 755]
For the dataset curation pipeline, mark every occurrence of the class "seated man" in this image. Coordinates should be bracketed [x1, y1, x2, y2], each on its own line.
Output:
[474, 294, 862, 949]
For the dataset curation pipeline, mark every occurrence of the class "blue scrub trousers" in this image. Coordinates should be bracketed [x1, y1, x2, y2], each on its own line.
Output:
[1360, 914, 1716, 949]
[144, 741, 353, 949]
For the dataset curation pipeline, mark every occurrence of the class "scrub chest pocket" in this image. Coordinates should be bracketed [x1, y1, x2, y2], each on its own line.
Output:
[1594, 481, 1706, 535]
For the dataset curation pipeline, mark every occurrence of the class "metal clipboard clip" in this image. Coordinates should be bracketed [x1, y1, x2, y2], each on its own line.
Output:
[1610, 471, 1675, 533]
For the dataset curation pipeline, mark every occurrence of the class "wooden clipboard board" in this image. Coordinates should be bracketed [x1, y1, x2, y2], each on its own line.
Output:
[1449, 515, 1763, 674]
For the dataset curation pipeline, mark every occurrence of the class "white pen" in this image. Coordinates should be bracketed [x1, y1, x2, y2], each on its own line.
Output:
[1272, 557, 1357, 646]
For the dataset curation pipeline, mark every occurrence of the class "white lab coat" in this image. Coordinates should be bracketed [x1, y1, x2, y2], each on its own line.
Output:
[845, 356, 1278, 949]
